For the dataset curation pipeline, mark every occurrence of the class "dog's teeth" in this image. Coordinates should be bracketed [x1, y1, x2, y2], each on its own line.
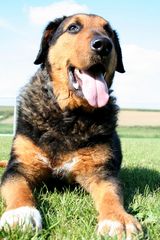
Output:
[74, 68, 80, 75]
[73, 82, 79, 90]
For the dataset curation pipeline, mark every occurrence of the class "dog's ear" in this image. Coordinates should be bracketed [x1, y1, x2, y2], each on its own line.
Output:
[34, 16, 66, 65]
[113, 30, 125, 73]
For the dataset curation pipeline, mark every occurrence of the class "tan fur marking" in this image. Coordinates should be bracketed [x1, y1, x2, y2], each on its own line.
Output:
[54, 144, 111, 176]
[89, 179, 124, 221]
[72, 144, 112, 180]
[13, 134, 52, 183]
[50, 144, 112, 183]
[1, 177, 35, 211]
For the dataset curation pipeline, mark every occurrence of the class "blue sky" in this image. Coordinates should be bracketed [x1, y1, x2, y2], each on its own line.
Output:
[0, 0, 160, 109]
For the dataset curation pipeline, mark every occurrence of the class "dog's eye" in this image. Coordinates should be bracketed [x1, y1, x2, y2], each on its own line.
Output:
[67, 24, 81, 33]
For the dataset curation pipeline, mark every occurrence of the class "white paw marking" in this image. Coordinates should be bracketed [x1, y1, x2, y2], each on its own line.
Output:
[126, 237, 132, 240]
[126, 223, 138, 233]
[0, 206, 42, 231]
[97, 219, 123, 237]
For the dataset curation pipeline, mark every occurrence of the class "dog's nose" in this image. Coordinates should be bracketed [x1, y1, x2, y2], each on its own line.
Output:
[91, 37, 112, 55]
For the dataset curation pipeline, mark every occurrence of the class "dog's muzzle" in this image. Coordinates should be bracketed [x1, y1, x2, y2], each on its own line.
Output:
[69, 64, 109, 108]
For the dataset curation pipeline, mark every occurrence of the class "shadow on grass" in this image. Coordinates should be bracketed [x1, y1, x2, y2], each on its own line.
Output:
[120, 167, 160, 205]
[39, 166, 160, 200]
[119, 167, 160, 239]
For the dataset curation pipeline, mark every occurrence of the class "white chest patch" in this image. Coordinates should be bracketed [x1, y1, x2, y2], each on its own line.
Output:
[54, 157, 79, 178]
[62, 157, 79, 172]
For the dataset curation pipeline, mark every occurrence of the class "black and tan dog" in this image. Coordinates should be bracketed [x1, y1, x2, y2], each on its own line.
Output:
[0, 14, 141, 238]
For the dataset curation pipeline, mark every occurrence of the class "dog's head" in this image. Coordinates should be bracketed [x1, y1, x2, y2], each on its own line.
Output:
[34, 14, 125, 110]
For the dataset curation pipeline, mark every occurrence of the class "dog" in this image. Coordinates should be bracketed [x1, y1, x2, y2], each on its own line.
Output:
[0, 14, 141, 239]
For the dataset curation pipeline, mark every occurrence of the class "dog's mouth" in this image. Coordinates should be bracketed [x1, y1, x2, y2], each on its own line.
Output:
[69, 64, 109, 108]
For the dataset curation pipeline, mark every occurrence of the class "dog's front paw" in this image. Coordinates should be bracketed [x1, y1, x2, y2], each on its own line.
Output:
[97, 213, 142, 239]
[0, 206, 42, 231]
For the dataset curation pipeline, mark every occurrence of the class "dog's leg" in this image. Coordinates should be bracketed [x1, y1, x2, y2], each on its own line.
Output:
[0, 134, 52, 231]
[72, 145, 142, 239]
[0, 175, 42, 231]
[77, 175, 141, 239]
[90, 177, 141, 239]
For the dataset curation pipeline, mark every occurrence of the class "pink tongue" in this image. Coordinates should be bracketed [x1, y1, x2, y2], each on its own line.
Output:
[74, 69, 109, 107]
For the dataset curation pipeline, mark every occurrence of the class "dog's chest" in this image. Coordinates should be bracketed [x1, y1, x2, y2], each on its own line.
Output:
[38, 142, 109, 183]
[52, 157, 79, 181]
[38, 151, 79, 181]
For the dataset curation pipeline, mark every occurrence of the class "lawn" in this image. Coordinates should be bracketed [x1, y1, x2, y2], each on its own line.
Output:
[0, 127, 160, 239]
[0, 106, 14, 134]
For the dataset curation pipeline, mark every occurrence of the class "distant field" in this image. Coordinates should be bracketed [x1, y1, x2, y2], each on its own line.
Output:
[0, 127, 160, 239]
[0, 106, 14, 121]
[118, 109, 160, 126]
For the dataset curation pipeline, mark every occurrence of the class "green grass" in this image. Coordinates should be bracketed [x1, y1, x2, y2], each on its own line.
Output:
[0, 106, 14, 134]
[0, 127, 160, 239]
[118, 126, 160, 138]
[0, 123, 13, 134]
[0, 106, 14, 121]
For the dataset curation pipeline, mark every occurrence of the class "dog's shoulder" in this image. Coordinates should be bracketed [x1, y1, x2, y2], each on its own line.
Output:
[17, 68, 59, 128]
